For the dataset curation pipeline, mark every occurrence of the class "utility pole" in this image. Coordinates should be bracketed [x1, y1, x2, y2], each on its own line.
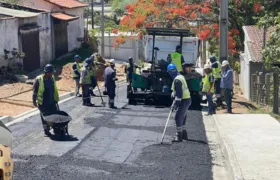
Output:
[101, 0, 105, 57]
[91, 0, 94, 29]
[219, 0, 228, 62]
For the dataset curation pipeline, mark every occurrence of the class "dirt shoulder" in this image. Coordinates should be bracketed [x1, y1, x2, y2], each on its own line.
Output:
[0, 63, 125, 117]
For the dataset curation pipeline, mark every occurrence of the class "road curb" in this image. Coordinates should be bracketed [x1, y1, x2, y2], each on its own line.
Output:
[2, 92, 74, 126]
[212, 114, 244, 180]
[3, 81, 127, 127]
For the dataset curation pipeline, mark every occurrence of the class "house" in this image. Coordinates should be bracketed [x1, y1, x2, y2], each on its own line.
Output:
[240, 26, 275, 100]
[0, 5, 52, 71]
[19, 0, 88, 58]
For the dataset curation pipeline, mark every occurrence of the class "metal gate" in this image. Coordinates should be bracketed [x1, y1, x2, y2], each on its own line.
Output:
[21, 30, 40, 72]
[54, 19, 68, 58]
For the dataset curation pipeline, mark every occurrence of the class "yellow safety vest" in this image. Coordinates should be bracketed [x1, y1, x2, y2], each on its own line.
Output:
[72, 62, 81, 78]
[89, 63, 97, 77]
[212, 62, 222, 79]
[36, 75, 59, 105]
[171, 52, 183, 72]
[171, 75, 190, 99]
[79, 67, 92, 85]
[202, 73, 215, 93]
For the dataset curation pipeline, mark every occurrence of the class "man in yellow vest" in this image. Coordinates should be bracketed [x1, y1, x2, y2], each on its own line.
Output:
[167, 64, 191, 142]
[32, 64, 59, 136]
[80, 58, 94, 107]
[89, 55, 106, 96]
[210, 56, 222, 106]
[170, 45, 185, 73]
[125, 57, 139, 92]
[72, 55, 81, 97]
[202, 64, 216, 116]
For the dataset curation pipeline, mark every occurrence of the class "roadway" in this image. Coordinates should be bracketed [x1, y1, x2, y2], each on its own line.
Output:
[10, 84, 228, 180]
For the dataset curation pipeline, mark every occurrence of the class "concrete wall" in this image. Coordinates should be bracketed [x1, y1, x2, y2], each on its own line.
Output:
[37, 13, 53, 67]
[0, 18, 19, 67]
[64, 8, 85, 51]
[98, 35, 139, 62]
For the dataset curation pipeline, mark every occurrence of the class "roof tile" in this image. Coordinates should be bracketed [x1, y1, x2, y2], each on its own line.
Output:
[243, 26, 276, 62]
[44, 0, 88, 8]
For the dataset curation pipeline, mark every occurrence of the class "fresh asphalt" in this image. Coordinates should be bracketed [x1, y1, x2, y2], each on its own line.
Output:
[10, 84, 228, 180]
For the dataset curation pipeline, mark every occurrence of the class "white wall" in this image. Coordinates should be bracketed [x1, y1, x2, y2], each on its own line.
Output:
[0, 18, 19, 67]
[37, 13, 53, 67]
[98, 35, 138, 61]
[64, 8, 85, 51]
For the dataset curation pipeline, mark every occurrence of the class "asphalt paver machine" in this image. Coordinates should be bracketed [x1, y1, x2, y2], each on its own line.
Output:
[127, 28, 194, 105]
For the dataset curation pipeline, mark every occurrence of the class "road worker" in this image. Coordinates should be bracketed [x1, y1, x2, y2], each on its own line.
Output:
[221, 60, 233, 113]
[125, 57, 139, 92]
[104, 59, 118, 109]
[167, 64, 191, 142]
[202, 64, 216, 116]
[72, 55, 82, 97]
[210, 56, 222, 107]
[80, 58, 94, 107]
[89, 54, 106, 96]
[183, 63, 202, 111]
[171, 45, 185, 73]
[32, 64, 59, 136]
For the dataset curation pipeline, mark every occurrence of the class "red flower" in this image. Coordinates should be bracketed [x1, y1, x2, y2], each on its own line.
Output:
[253, 3, 262, 13]
[190, 12, 197, 20]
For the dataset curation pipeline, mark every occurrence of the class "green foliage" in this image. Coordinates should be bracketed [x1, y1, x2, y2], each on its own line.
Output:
[262, 13, 280, 70]
[111, 0, 136, 10]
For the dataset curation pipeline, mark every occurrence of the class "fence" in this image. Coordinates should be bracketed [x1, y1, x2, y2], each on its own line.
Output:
[251, 73, 280, 113]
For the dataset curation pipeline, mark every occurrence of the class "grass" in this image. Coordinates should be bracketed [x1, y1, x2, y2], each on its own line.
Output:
[51, 46, 94, 67]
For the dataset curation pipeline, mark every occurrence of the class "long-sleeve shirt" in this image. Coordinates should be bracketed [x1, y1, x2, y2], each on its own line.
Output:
[174, 79, 183, 99]
[104, 66, 116, 88]
[80, 66, 90, 85]
[220, 67, 233, 89]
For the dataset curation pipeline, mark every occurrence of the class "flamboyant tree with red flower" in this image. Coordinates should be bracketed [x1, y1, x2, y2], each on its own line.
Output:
[113, 0, 277, 56]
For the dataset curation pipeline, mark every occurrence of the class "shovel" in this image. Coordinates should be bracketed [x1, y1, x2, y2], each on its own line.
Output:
[160, 110, 173, 144]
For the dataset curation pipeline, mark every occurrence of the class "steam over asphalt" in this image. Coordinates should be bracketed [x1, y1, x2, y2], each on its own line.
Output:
[9, 84, 228, 180]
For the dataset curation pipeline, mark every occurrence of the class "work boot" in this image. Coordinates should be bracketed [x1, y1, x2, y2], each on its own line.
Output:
[76, 93, 82, 97]
[182, 130, 188, 141]
[83, 102, 94, 107]
[205, 112, 212, 116]
[109, 103, 117, 109]
[172, 132, 183, 143]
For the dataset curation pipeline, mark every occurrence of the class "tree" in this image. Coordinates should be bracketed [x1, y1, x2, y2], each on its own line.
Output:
[114, 0, 279, 55]
[262, 13, 280, 69]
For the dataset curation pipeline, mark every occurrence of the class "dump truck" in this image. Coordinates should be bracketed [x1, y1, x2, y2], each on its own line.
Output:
[127, 28, 199, 105]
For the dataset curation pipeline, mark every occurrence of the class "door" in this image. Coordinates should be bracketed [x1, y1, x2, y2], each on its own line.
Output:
[22, 30, 40, 72]
[54, 19, 68, 58]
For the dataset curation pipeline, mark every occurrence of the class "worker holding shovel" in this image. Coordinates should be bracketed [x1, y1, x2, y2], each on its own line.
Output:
[167, 64, 192, 142]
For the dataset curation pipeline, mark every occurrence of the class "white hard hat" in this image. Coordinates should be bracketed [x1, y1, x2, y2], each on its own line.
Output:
[222, 60, 229, 67]
[109, 59, 115, 64]
[204, 64, 211, 70]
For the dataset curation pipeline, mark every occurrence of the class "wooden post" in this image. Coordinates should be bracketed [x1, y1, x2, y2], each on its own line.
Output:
[273, 73, 279, 114]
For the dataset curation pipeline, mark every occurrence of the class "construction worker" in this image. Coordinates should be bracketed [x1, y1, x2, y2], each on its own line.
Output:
[72, 55, 82, 97]
[202, 64, 216, 116]
[167, 64, 191, 142]
[210, 56, 222, 106]
[33, 64, 59, 136]
[183, 63, 202, 111]
[104, 59, 118, 109]
[125, 57, 139, 91]
[221, 60, 233, 113]
[89, 54, 106, 96]
[171, 45, 185, 73]
[0, 121, 14, 179]
[80, 58, 94, 107]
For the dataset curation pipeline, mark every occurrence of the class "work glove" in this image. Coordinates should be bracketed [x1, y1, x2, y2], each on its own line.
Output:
[171, 100, 181, 111]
